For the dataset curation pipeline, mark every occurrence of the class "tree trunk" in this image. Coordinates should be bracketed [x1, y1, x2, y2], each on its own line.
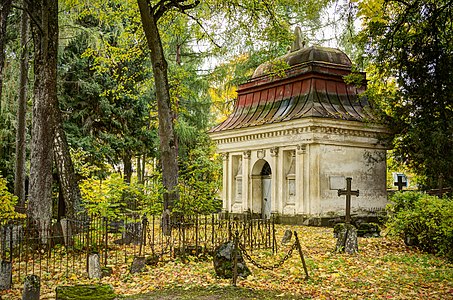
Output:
[53, 112, 83, 219]
[123, 154, 132, 184]
[14, 3, 29, 208]
[137, 0, 179, 234]
[136, 155, 142, 184]
[0, 0, 12, 102]
[28, 0, 59, 234]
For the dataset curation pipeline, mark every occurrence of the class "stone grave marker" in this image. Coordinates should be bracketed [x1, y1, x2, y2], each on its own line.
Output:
[88, 253, 102, 279]
[281, 229, 292, 244]
[336, 177, 359, 254]
[22, 274, 40, 300]
[130, 256, 146, 274]
[213, 241, 250, 279]
[0, 260, 12, 290]
[56, 284, 116, 300]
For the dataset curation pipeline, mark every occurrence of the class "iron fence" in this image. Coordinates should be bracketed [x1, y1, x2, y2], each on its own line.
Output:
[0, 213, 276, 288]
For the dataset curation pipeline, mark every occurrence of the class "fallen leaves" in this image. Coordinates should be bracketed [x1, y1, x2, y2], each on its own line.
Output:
[1, 225, 452, 299]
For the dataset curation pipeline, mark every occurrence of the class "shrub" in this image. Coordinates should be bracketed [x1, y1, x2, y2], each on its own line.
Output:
[386, 192, 453, 261]
[0, 176, 25, 219]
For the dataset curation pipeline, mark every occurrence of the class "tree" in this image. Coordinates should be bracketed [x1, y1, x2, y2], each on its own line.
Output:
[0, 0, 12, 102]
[14, 0, 29, 208]
[357, 0, 453, 189]
[137, 0, 186, 234]
[28, 0, 59, 229]
[58, 4, 157, 184]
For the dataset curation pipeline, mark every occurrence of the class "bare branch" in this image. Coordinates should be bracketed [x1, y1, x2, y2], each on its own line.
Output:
[154, 0, 200, 21]
[182, 10, 221, 49]
[12, 1, 44, 35]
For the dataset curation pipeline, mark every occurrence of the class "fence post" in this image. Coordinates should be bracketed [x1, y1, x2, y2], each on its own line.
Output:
[272, 217, 277, 254]
[104, 217, 108, 266]
[195, 214, 199, 256]
[293, 231, 309, 280]
[232, 230, 239, 287]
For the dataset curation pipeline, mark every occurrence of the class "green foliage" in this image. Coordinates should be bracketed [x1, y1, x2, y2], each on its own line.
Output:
[80, 172, 163, 218]
[59, 2, 157, 176]
[176, 137, 222, 215]
[0, 176, 25, 219]
[357, 0, 453, 189]
[80, 174, 126, 217]
[386, 192, 453, 261]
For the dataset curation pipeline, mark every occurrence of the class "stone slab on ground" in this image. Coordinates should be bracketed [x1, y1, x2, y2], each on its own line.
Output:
[55, 284, 117, 300]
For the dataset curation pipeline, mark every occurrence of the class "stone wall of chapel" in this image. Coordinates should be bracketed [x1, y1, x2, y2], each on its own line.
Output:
[318, 144, 387, 215]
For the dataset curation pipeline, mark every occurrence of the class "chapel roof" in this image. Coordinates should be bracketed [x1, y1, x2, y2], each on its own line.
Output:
[209, 28, 373, 134]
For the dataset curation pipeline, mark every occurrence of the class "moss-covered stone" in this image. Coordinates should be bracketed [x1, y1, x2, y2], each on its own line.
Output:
[55, 284, 116, 300]
[357, 223, 380, 237]
[335, 223, 358, 254]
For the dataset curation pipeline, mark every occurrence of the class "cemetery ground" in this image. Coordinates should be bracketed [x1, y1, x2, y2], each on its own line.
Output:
[1, 225, 452, 299]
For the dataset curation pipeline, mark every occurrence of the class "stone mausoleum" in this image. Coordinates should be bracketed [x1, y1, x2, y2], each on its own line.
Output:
[209, 31, 389, 224]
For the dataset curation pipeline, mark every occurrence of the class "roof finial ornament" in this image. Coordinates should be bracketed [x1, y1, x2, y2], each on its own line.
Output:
[291, 26, 305, 52]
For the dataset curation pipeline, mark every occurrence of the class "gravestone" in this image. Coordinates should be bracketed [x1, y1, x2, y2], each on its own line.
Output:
[213, 241, 250, 279]
[281, 229, 292, 244]
[130, 256, 146, 274]
[56, 284, 116, 300]
[335, 223, 358, 254]
[88, 253, 101, 279]
[336, 177, 359, 254]
[60, 218, 73, 247]
[22, 275, 40, 300]
[0, 260, 12, 290]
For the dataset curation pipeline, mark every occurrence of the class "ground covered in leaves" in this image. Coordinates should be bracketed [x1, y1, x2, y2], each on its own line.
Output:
[2, 225, 452, 299]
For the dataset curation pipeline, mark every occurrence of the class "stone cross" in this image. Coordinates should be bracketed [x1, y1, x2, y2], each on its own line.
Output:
[338, 177, 359, 224]
[394, 175, 406, 191]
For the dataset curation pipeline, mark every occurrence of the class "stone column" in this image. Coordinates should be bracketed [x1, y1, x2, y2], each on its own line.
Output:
[242, 151, 251, 212]
[221, 153, 229, 212]
[296, 144, 306, 214]
[227, 153, 234, 213]
[270, 147, 279, 215]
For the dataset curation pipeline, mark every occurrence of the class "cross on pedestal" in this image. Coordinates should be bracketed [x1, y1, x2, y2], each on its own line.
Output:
[394, 175, 406, 191]
[338, 177, 359, 224]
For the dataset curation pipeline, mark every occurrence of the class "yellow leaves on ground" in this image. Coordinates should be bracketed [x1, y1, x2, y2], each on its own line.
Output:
[1, 225, 452, 299]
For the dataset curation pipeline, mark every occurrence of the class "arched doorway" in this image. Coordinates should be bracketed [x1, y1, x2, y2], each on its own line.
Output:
[251, 160, 272, 219]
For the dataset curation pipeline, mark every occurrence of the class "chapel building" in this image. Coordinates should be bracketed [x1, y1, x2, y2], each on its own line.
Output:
[208, 30, 389, 223]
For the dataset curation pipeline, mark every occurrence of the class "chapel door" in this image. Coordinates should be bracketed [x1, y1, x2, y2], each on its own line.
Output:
[262, 178, 272, 219]
[261, 162, 272, 219]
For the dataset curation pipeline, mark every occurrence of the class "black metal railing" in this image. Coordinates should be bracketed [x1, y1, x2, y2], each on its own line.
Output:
[0, 213, 276, 288]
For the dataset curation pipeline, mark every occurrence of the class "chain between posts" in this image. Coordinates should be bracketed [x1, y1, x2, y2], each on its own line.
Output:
[234, 230, 309, 280]
[239, 241, 297, 271]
